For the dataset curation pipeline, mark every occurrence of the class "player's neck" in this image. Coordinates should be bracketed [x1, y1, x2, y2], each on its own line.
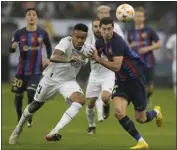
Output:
[26, 25, 37, 32]
[135, 24, 144, 30]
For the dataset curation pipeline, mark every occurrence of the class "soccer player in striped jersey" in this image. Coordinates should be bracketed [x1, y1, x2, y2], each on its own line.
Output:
[91, 17, 163, 149]
[10, 8, 52, 127]
[127, 7, 161, 106]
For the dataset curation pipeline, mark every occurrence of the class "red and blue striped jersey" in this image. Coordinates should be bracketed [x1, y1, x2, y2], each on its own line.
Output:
[11, 27, 52, 75]
[127, 26, 159, 68]
[95, 32, 147, 82]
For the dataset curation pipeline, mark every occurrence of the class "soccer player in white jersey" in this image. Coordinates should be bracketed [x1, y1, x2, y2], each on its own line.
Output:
[9, 23, 92, 144]
[166, 33, 176, 96]
[85, 18, 115, 134]
[87, 5, 124, 123]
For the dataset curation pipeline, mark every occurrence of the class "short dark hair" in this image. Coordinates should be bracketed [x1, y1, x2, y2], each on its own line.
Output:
[25, 8, 39, 16]
[134, 6, 145, 13]
[73, 23, 88, 32]
[100, 17, 114, 27]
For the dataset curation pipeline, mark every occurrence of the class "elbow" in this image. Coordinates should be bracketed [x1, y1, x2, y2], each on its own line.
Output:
[157, 41, 162, 49]
[113, 66, 120, 72]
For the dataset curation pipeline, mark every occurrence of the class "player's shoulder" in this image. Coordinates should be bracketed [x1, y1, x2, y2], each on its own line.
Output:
[61, 36, 72, 43]
[37, 27, 48, 34]
[112, 32, 124, 42]
[14, 27, 26, 35]
[144, 26, 156, 32]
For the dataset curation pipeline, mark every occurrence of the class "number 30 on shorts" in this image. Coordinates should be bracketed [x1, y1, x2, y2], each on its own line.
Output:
[12, 77, 23, 88]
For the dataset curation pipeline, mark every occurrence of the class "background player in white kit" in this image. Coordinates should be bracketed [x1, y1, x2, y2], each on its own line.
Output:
[87, 5, 125, 124]
[9, 23, 92, 144]
[166, 33, 176, 96]
[86, 18, 115, 134]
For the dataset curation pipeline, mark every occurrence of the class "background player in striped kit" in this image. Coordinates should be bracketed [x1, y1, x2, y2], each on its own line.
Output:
[127, 7, 161, 106]
[10, 8, 52, 127]
[87, 5, 124, 122]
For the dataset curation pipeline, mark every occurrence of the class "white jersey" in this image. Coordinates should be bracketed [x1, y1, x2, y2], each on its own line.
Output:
[43, 36, 88, 83]
[166, 34, 176, 61]
[88, 22, 124, 39]
[86, 34, 114, 77]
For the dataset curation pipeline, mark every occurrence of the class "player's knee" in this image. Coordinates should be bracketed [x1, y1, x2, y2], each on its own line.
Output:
[135, 116, 146, 124]
[114, 108, 126, 120]
[101, 91, 111, 103]
[70, 92, 85, 106]
[28, 100, 44, 113]
[87, 98, 96, 109]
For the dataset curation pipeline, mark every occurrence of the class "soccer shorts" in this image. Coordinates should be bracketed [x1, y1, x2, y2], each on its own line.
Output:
[144, 67, 154, 85]
[34, 77, 84, 104]
[112, 75, 147, 112]
[11, 75, 41, 93]
[86, 75, 115, 98]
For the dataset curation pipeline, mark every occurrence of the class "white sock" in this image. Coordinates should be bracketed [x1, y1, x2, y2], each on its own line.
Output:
[86, 106, 96, 127]
[138, 137, 145, 142]
[95, 97, 104, 121]
[53, 102, 82, 132]
[17, 105, 33, 129]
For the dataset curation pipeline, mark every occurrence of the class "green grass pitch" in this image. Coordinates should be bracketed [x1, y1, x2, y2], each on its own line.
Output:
[2, 84, 176, 150]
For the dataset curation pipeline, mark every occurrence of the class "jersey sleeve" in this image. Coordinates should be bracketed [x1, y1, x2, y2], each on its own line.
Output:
[55, 38, 69, 53]
[11, 30, 20, 43]
[166, 35, 174, 50]
[149, 27, 160, 42]
[112, 36, 125, 56]
[43, 30, 52, 58]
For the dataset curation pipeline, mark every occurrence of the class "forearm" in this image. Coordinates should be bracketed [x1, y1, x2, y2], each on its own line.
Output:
[96, 57, 120, 72]
[148, 41, 161, 51]
[50, 55, 70, 63]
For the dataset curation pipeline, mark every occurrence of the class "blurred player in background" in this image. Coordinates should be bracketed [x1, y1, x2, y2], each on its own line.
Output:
[91, 17, 163, 149]
[85, 19, 115, 134]
[9, 8, 52, 127]
[166, 33, 176, 96]
[87, 5, 124, 123]
[127, 7, 161, 106]
[9, 23, 93, 144]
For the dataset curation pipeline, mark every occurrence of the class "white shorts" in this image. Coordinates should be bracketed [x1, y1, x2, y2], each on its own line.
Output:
[34, 77, 83, 104]
[86, 75, 115, 98]
[172, 61, 176, 83]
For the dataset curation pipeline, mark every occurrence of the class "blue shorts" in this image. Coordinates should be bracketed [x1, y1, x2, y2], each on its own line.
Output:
[112, 75, 147, 112]
[11, 75, 41, 93]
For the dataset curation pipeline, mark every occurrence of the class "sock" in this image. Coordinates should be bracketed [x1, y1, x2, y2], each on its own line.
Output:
[144, 110, 157, 123]
[119, 115, 143, 142]
[27, 90, 35, 123]
[174, 84, 176, 96]
[95, 97, 104, 121]
[17, 105, 33, 129]
[53, 102, 82, 132]
[86, 106, 96, 127]
[14, 94, 23, 122]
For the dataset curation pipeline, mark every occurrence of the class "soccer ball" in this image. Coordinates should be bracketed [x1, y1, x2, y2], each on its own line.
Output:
[116, 4, 135, 22]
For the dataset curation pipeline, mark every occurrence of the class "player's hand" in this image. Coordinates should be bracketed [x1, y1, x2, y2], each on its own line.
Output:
[11, 42, 18, 49]
[138, 47, 150, 54]
[90, 48, 100, 62]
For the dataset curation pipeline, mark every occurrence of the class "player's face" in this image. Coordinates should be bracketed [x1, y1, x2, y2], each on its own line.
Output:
[72, 30, 87, 50]
[101, 24, 113, 41]
[92, 20, 101, 38]
[97, 9, 110, 19]
[25, 10, 38, 25]
[134, 11, 145, 25]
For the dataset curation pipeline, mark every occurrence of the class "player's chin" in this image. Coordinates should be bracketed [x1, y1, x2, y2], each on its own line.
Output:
[29, 22, 35, 26]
